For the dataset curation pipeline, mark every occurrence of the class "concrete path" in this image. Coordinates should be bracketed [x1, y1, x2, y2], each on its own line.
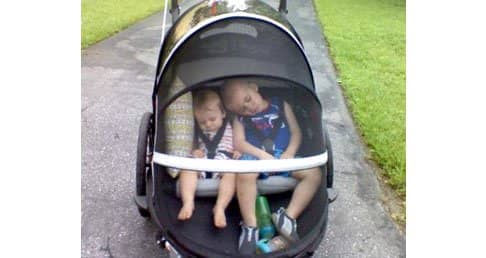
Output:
[81, 0, 405, 257]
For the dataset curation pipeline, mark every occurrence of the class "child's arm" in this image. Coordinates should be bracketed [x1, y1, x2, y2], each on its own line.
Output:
[232, 118, 275, 160]
[232, 150, 242, 160]
[280, 101, 302, 159]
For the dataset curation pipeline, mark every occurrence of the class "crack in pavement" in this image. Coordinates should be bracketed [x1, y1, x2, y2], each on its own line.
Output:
[99, 237, 114, 258]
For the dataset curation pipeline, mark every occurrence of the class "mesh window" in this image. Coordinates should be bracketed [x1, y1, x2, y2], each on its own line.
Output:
[155, 77, 324, 158]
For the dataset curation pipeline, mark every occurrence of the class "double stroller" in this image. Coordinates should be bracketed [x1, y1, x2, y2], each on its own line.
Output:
[134, 0, 335, 257]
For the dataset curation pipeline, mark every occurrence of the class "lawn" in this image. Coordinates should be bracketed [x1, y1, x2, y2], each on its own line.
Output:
[314, 0, 406, 197]
[82, 0, 165, 49]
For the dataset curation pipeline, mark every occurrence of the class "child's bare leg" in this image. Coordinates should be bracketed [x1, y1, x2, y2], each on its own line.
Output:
[285, 167, 322, 219]
[177, 170, 198, 220]
[236, 173, 259, 227]
[213, 173, 236, 228]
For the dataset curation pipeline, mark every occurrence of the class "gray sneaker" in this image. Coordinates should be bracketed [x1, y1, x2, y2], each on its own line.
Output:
[238, 223, 259, 255]
[271, 207, 299, 242]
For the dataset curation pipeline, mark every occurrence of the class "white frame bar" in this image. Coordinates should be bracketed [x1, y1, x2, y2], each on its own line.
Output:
[153, 151, 328, 173]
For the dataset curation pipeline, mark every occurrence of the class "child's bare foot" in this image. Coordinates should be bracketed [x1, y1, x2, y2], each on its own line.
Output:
[178, 203, 194, 220]
[213, 207, 227, 228]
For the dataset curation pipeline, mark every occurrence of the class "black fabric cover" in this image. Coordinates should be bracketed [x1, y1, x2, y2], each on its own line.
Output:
[151, 164, 328, 257]
[148, 7, 330, 258]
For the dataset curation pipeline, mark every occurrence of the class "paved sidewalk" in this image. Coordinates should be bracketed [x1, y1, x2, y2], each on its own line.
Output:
[82, 0, 405, 257]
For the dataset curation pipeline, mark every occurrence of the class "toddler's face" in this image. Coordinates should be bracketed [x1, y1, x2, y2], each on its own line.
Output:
[225, 82, 267, 116]
[194, 100, 225, 133]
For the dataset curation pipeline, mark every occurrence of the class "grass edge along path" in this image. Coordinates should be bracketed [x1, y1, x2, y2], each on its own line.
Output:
[82, 0, 165, 49]
[313, 1, 405, 199]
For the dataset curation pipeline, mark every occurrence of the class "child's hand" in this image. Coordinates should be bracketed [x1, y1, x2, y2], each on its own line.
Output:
[259, 152, 276, 160]
[232, 150, 242, 160]
[279, 151, 295, 159]
[192, 149, 205, 158]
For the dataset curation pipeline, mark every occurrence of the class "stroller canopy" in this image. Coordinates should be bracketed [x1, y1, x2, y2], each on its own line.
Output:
[154, 0, 315, 109]
[152, 0, 328, 173]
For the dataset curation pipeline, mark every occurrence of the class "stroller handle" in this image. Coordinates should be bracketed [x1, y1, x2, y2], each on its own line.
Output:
[152, 152, 328, 173]
[279, 0, 288, 14]
[170, 0, 179, 24]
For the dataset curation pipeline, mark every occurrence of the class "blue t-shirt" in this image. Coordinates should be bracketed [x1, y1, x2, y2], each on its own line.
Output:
[239, 97, 290, 153]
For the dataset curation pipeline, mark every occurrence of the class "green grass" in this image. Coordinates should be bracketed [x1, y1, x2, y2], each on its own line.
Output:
[314, 0, 406, 196]
[82, 0, 165, 48]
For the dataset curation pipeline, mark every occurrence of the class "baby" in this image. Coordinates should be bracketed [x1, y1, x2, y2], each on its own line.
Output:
[221, 79, 322, 254]
[177, 89, 240, 228]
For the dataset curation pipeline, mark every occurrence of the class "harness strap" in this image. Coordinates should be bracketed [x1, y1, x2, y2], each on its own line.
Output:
[195, 118, 229, 160]
[195, 118, 230, 178]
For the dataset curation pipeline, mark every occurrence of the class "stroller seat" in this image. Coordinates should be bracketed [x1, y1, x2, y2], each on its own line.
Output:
[176, 176, 298, 197]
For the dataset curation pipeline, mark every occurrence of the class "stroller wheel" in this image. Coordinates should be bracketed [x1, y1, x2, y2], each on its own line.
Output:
[323, 126, 337, 203]
[135, 112, 153, 217]
[134, 195, 151, 218]
[323, 126, 334, 189]
[327, 188, 338, 203]
[138, 206, 151, 218]
[295, 251, 314, 258]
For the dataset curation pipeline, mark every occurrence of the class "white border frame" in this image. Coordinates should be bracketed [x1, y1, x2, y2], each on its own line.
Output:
[153, 151, 328, 173]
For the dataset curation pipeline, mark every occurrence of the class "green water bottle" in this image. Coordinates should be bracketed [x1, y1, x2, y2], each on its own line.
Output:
[256, 195, 275, 240]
